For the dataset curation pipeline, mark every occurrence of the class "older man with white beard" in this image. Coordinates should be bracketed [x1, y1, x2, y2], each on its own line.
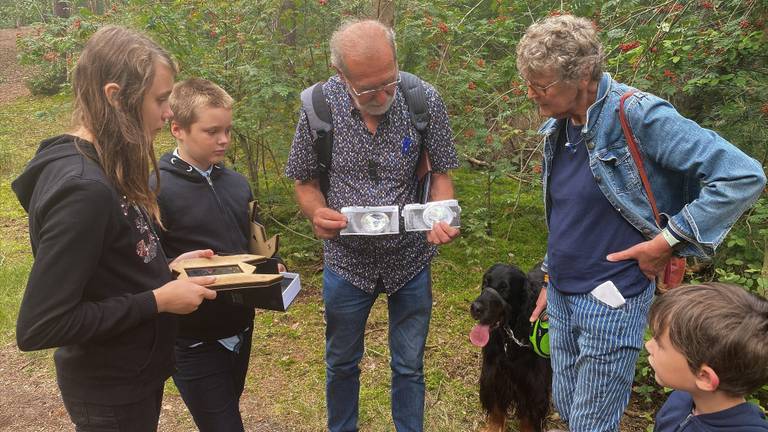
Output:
[285, 19, 459, 432]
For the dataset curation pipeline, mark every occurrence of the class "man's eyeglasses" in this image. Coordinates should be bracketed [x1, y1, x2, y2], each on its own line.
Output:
[348, 73, 401, 97]
[519, 75, 559, 95]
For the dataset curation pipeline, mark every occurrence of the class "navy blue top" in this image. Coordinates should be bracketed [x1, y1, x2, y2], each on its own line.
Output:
[655, 391, 768, 431]
[547, 119, 649, 298]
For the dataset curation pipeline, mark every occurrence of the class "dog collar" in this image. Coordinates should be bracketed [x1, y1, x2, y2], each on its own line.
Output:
[502, 324, 530, 355]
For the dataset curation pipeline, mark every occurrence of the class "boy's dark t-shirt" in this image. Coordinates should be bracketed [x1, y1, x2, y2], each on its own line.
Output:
[655, 391, 768, 432]
[152, 152, 254, 341]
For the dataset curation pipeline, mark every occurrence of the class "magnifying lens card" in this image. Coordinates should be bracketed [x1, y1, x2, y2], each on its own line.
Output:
[340, 205, 400, 236]
[403, 199, 461, 232]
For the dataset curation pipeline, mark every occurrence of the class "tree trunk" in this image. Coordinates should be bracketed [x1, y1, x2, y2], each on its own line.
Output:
[277, 0, 296, 76]
[279, 0, 296, 47]
[53, 0, 70, 18]
[371, 0, 395, 27]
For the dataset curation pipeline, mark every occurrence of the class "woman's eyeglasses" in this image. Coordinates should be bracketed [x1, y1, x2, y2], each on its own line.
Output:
[519, 75, 560, 95]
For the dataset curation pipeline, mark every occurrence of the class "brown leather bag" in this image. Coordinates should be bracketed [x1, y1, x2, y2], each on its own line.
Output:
[618, 91, 686, 293]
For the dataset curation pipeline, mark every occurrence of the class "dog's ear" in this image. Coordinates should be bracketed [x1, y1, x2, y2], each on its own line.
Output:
[504, 269, 528, 309]
[482, 263, 503, 289]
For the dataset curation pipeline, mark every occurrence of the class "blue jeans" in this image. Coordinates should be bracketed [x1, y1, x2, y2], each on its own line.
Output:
[547, 281, 654, 432]
[172, 327, 253, 432]
[323, 265, 432, 432]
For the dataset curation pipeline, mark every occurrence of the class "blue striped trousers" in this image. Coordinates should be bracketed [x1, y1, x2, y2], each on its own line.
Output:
[547, 282, 654, 432]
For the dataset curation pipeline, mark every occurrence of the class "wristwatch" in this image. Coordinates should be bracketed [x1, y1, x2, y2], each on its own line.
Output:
[660, 228, 680, 247]
[661, 228, 687, 254]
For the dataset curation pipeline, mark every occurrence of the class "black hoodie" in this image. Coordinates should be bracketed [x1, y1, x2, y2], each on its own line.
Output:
[12, 135, 176, 405]
[151, 152, 254, 341]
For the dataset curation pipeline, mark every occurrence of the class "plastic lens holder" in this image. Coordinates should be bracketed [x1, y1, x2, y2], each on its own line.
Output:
[340, 205, 400, 236]
[403, 199, 461, 232]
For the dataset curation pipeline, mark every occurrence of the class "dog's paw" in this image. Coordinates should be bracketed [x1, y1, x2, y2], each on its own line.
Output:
[479, 415, 506, 432]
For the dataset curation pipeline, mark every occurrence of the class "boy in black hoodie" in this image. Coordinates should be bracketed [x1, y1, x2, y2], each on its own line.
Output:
[646, 283, 768, 432]
[151, 78, 283, 431]
[12, 27, 217, 432]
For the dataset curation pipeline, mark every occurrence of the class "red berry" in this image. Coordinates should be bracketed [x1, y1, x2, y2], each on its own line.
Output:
[619, 40, 641, 53]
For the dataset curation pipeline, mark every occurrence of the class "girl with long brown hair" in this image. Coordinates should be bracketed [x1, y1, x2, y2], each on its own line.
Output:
[12, 26, 217, 431]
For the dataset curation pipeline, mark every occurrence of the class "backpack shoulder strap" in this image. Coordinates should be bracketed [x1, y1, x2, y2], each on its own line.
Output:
[300, 82, 332, 137]
[399, 72, 433, 203]
[300, 82, 333, 197]
[398, 71, 430, 134]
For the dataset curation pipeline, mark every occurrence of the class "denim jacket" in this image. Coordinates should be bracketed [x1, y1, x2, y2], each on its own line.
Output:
[541, 73, 766, 270]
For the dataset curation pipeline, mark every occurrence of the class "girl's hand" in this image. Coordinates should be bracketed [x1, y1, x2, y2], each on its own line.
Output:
[153, 277, 217, 314]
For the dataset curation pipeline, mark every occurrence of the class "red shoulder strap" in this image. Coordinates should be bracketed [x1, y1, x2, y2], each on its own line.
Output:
[619, 91, 661, 225]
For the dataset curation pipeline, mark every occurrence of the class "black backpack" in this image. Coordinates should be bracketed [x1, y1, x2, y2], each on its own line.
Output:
[299, 71, 432, 203]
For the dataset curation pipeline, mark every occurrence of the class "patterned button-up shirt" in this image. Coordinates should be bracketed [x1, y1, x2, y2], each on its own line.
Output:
[285, 74, 459, 294]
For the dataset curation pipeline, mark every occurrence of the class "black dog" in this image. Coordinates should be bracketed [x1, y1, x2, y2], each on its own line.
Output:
[470, 263, 552, 432]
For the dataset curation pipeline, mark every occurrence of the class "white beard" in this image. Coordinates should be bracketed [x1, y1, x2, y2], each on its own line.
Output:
[354, 93, 395, 116]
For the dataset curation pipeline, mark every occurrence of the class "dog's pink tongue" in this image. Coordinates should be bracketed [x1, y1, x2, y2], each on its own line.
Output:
[470, 324, 490, 347]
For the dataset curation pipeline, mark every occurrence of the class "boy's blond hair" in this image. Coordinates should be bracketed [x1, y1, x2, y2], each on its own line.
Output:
[170, 78, 233, 130]
[649, 283, 768, 396]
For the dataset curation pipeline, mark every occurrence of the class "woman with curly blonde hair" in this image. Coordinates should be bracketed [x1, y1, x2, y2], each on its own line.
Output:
[518, 15, 766, 432]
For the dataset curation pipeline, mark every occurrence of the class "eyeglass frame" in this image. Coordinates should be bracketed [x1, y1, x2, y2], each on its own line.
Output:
[345, 72, 401, 97]
[519, 74, 560, 95]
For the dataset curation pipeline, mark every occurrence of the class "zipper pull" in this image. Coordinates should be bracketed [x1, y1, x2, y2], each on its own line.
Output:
[203, 172, 214, 187]
[677, 412, 694, 431]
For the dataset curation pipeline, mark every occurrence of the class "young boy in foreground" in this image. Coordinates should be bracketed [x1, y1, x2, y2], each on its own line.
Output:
[646, 283, 768, 431]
